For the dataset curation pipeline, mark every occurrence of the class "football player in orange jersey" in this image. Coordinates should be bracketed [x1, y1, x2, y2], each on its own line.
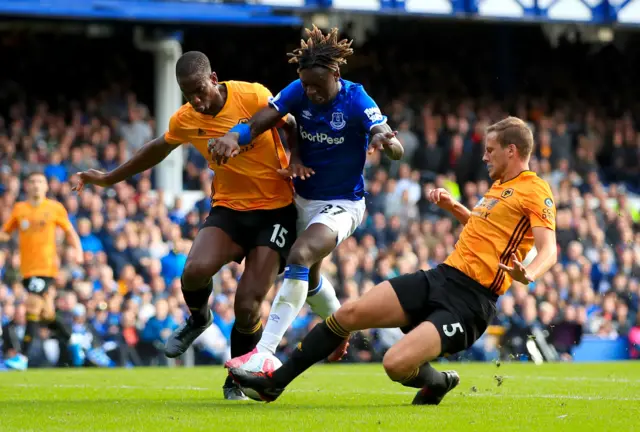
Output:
[229, 116, 558, 406]
[74, 51, 344, 400]
[1, 172, 83, 370]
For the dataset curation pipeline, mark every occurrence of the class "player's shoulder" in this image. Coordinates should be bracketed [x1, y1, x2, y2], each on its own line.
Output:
[519, 171, 553, 194]
[269, 80, 303, 107]
[342, 79, 368, 96]
[12, 201, 28, 212]
[285, 79, 303, 88]
[225, 80, 266, 94]
[341, 79, 376, 110]
[511, 172, 555, 210]
[277, 79, 303, 94]
[171, 103, 196, 123]
[45, 198, 66, 212]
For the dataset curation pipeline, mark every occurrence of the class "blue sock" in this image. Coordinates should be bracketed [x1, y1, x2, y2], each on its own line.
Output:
[284, 264, 309, 281]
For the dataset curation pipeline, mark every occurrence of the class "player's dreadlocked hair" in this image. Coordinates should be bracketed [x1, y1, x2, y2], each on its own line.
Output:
[175, 51, 212, 79]
[287, 25, 354, 72]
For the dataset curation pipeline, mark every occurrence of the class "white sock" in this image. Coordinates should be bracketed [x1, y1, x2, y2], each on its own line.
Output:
[306, 275, 341, 319]
[257, 265, 309, 355]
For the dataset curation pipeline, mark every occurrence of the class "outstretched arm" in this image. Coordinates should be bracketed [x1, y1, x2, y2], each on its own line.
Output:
[247, 107, 285, 142]
[276, 114, 315, 180]
[370, 123, 404, 160]
[427, 188, 471, 225]
[219, 106, 284, 150]
[210, 81, 303, 162]
[354, 86, 403, 160]
[525, 227, 558, 280]
[498, 228, 557, 285]
[55, 205, 84, 265]
[74, 136, 177, 190]
[104, 136, 176, 185]
[279, 114, 299, 160]
[0, 208, 18, 242]
[448, 201, 472, 225]
[499, 183, 558, 284]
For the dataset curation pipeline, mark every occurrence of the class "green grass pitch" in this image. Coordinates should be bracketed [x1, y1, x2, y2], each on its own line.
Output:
[2, 362, 639, 432]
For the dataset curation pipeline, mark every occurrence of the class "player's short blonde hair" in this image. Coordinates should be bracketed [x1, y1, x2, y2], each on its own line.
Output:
[486, 116, 534, 159]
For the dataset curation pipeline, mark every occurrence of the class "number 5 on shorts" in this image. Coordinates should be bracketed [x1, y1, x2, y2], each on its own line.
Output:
[443, 322, 464, 337]
[270, 224, 288, 248]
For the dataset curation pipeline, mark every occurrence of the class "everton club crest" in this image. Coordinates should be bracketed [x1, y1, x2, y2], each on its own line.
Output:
[330, 112, 346, 130]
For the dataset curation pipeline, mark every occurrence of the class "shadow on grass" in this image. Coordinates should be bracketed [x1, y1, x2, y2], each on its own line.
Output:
[2, 398, 410, 411]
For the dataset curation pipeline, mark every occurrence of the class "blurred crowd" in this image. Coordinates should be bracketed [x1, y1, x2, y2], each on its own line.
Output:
[1, 24, 640, 368]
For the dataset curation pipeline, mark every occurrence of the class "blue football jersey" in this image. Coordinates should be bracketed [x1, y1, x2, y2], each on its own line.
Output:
[269, 78, 387, 201]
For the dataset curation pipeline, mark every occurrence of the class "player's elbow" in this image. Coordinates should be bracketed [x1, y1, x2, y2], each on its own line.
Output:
[539, 243, 557, 267]
[68, 231, 80, 244]
[251, 106, 283, 135]
[284, 114, 297, 130]
[548, 247, 558, 266]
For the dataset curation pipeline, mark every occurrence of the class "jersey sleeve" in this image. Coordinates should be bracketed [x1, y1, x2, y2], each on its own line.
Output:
[351, 85, 388, 132]
[1, 206, 19, 234]
[268, 80, 304, 116]
[164, 111, 188, 146]
[522, 179, 556, 230]
[55, 203, 75, 235]
[252, 83, 289, 127]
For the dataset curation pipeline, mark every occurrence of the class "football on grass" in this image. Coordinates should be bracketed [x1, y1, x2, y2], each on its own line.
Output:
[238, 352, 282, 401]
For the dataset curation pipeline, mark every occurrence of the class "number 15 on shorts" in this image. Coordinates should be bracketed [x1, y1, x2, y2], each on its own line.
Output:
[270, 224, 288, 248]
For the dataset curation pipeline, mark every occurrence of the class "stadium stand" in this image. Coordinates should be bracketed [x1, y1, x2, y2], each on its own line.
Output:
[1, 21, 639, 369]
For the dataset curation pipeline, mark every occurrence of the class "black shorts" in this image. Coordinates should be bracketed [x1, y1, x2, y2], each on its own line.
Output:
[201, 203, 298, 274]
[389, 264, 498, 357]
[23, 276, 55, 296]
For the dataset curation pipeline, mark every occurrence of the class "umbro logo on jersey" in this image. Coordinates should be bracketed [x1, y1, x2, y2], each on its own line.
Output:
[301, 110, 312, 119]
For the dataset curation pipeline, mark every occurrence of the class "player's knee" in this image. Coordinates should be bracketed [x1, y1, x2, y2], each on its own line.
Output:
[382, 349, 414, 381]
[334, 301, 362, 331]
[41, 309, 55, 322]
[182, 259, 214, 289]
[24, 295, 42, 316]
[25, 304, 40, 317]
[234, 295, 262, 326]
[287, 244, 316, 268]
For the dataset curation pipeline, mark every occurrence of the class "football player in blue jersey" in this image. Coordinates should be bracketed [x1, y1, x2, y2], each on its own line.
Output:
[213, 25, 403, 369]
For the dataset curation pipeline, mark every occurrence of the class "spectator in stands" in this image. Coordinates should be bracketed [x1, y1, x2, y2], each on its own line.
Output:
[140, 299, 178, 366]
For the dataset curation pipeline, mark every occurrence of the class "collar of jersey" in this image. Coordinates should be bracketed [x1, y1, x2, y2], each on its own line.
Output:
[499, 170, 536, 185]
[193, 82, 233, 118]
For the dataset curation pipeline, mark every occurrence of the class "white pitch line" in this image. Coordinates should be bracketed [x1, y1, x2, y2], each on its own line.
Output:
[314, 371, 640, 384]
[501, 375, 640, 384]
[464, 393, 640, 402]
[7, 383, 211, 391]
[5, 383, 640, 402]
